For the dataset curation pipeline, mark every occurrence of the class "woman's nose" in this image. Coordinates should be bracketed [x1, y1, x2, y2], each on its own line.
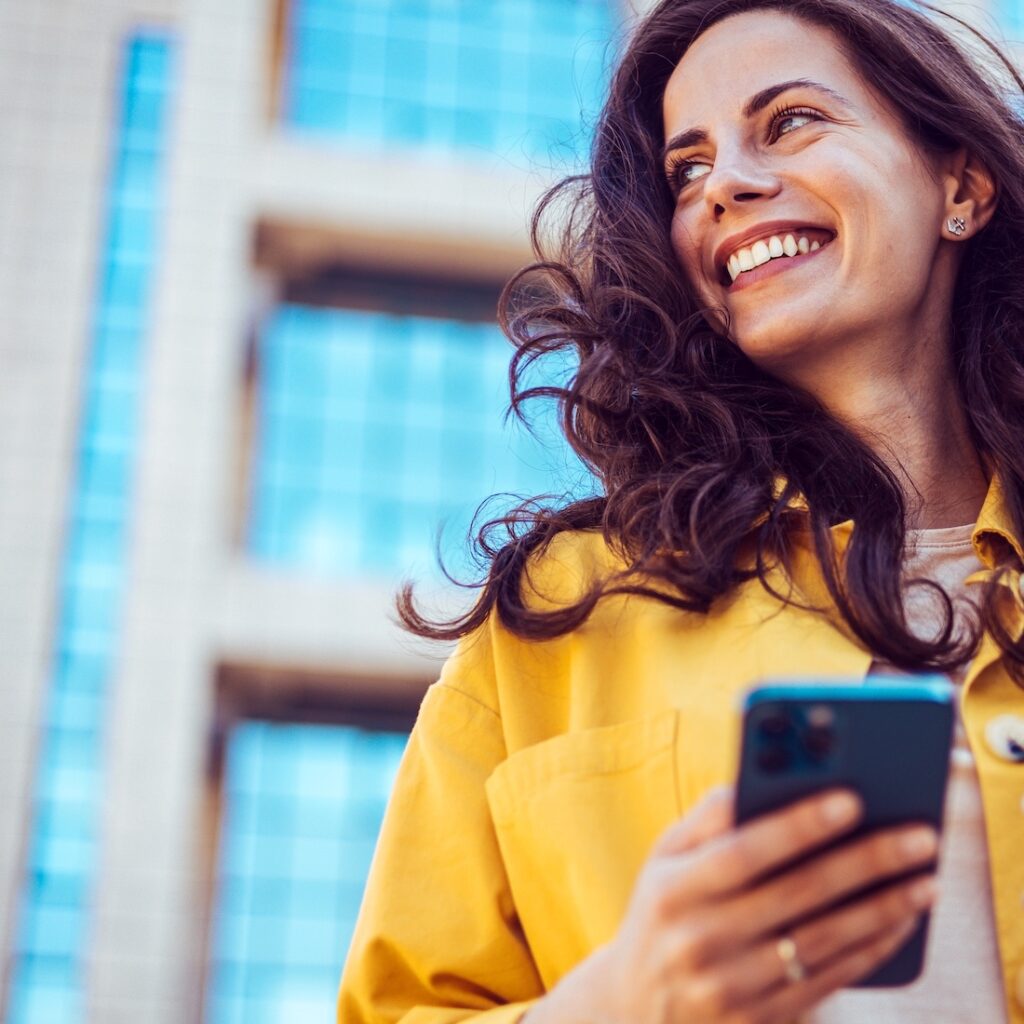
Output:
[702, 154, 782, 219]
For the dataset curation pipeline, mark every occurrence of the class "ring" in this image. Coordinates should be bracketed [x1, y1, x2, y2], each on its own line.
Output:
[776, 935, 807, 983]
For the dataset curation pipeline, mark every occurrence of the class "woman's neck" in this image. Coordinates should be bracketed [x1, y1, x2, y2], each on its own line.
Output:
[791, 338, 989, 529]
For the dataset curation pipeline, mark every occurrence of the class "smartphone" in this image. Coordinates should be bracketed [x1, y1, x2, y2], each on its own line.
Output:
[734, 678, 955, 987]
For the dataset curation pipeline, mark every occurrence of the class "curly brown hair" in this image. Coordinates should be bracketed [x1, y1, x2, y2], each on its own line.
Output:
[399, 0, 1024, 681]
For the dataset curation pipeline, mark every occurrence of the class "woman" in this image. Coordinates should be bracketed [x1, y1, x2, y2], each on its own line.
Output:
[339, 1, 1024, 1021]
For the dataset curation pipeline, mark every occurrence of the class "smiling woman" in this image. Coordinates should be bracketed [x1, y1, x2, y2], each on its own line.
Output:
[661, 11, 998, 389]
[338, 2, 1024, 1023]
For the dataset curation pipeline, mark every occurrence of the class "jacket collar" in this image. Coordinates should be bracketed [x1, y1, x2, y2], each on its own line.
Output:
[768, 473, 1021, 567]
[972, 474, 1023, 568]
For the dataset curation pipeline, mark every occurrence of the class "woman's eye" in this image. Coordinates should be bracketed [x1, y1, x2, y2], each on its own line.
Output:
[666, 106, 820, 193]
[670, 160, 711, 191]
[771, 107, 819, 140]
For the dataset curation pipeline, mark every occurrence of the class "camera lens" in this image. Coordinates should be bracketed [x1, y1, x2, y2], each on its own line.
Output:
[758, 710, 790, 738]
[756, 745, 791, 773]
[803, 724, 835, 760]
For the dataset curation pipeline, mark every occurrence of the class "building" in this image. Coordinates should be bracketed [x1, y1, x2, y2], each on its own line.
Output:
[0, 1, 1020, 1021]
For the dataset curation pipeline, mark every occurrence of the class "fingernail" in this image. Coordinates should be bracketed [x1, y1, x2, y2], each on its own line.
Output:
[901, 828, 939, 859]
[909, 876, 938, 907]
[821, 792, 861, 825]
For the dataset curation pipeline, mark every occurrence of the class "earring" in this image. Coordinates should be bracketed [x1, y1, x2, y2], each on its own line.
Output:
[947, 215, 967, 236]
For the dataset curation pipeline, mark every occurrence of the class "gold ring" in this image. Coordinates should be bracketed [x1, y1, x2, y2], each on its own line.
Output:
[776, 935, 807, 983]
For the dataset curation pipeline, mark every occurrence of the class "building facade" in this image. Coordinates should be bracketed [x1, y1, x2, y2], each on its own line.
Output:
[0, 1, 1019, 1022]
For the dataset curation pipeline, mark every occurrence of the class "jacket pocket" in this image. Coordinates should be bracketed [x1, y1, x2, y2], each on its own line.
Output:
[485, 710, 682, 988]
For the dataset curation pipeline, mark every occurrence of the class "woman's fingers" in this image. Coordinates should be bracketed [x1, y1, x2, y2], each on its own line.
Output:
[713, 820, 939, 948]
[785, 873, 936, 971]
[652, 785, 736, 857]
[681, 873, 936, 1013]
[744, 914, 922, 1024]
[641, 788, 939, 1024]
[664, 789, 863, 902]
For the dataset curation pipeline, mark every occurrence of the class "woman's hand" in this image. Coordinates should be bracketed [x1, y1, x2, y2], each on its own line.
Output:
[522, 786, 938, 1024]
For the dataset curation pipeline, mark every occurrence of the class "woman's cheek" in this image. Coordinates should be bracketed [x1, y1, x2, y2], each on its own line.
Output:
[670, 218, 711, 300]
[670, 226, 729, 334]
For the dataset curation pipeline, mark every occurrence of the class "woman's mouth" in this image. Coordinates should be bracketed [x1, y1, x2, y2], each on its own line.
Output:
[720, 228, 836, 292]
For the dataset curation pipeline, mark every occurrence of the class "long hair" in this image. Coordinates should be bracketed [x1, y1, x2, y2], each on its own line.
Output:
[399, 0, 1024, 680]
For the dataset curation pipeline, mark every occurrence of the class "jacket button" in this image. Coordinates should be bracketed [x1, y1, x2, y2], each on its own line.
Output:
[985, 715, 1024, 762]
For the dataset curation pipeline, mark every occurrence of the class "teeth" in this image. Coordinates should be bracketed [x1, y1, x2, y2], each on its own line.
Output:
[724, 232, 828, 284]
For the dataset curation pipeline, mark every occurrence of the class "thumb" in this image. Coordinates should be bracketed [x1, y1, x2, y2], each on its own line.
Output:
[652, 784, 735, 857]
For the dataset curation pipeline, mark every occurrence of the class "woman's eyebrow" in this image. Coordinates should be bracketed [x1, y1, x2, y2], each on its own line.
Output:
[661, 78, 853, 163]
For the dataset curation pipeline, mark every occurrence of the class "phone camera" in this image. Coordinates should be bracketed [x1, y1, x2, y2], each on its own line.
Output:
[756, 745, 791, 773]
[803, 724, 835, 761]
[757, 710, 791, 738]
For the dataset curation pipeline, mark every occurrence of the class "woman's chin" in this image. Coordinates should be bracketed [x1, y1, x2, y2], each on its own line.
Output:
[732, 325, 822, 375]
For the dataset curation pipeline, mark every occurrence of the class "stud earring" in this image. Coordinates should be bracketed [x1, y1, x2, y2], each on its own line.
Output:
[947, 215, 967, 236]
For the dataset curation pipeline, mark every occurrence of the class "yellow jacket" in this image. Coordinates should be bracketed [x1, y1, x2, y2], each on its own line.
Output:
[338, 477, 1024, 1024]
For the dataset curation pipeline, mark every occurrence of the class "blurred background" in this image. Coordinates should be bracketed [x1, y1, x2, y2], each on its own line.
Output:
[0, 1, 1020, 1022]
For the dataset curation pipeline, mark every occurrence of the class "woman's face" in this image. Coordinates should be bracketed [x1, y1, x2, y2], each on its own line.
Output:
[662, 10, 953, 377]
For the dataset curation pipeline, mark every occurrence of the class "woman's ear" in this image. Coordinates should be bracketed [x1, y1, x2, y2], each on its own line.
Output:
[942, 146, 998, 238]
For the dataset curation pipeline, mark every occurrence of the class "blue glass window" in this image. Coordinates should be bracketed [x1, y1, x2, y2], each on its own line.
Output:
[5, 34, 174, 1024]
[247, 303, 584, 578]
[282, 0, 615, 159]
[205, 720, 407, 1024]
